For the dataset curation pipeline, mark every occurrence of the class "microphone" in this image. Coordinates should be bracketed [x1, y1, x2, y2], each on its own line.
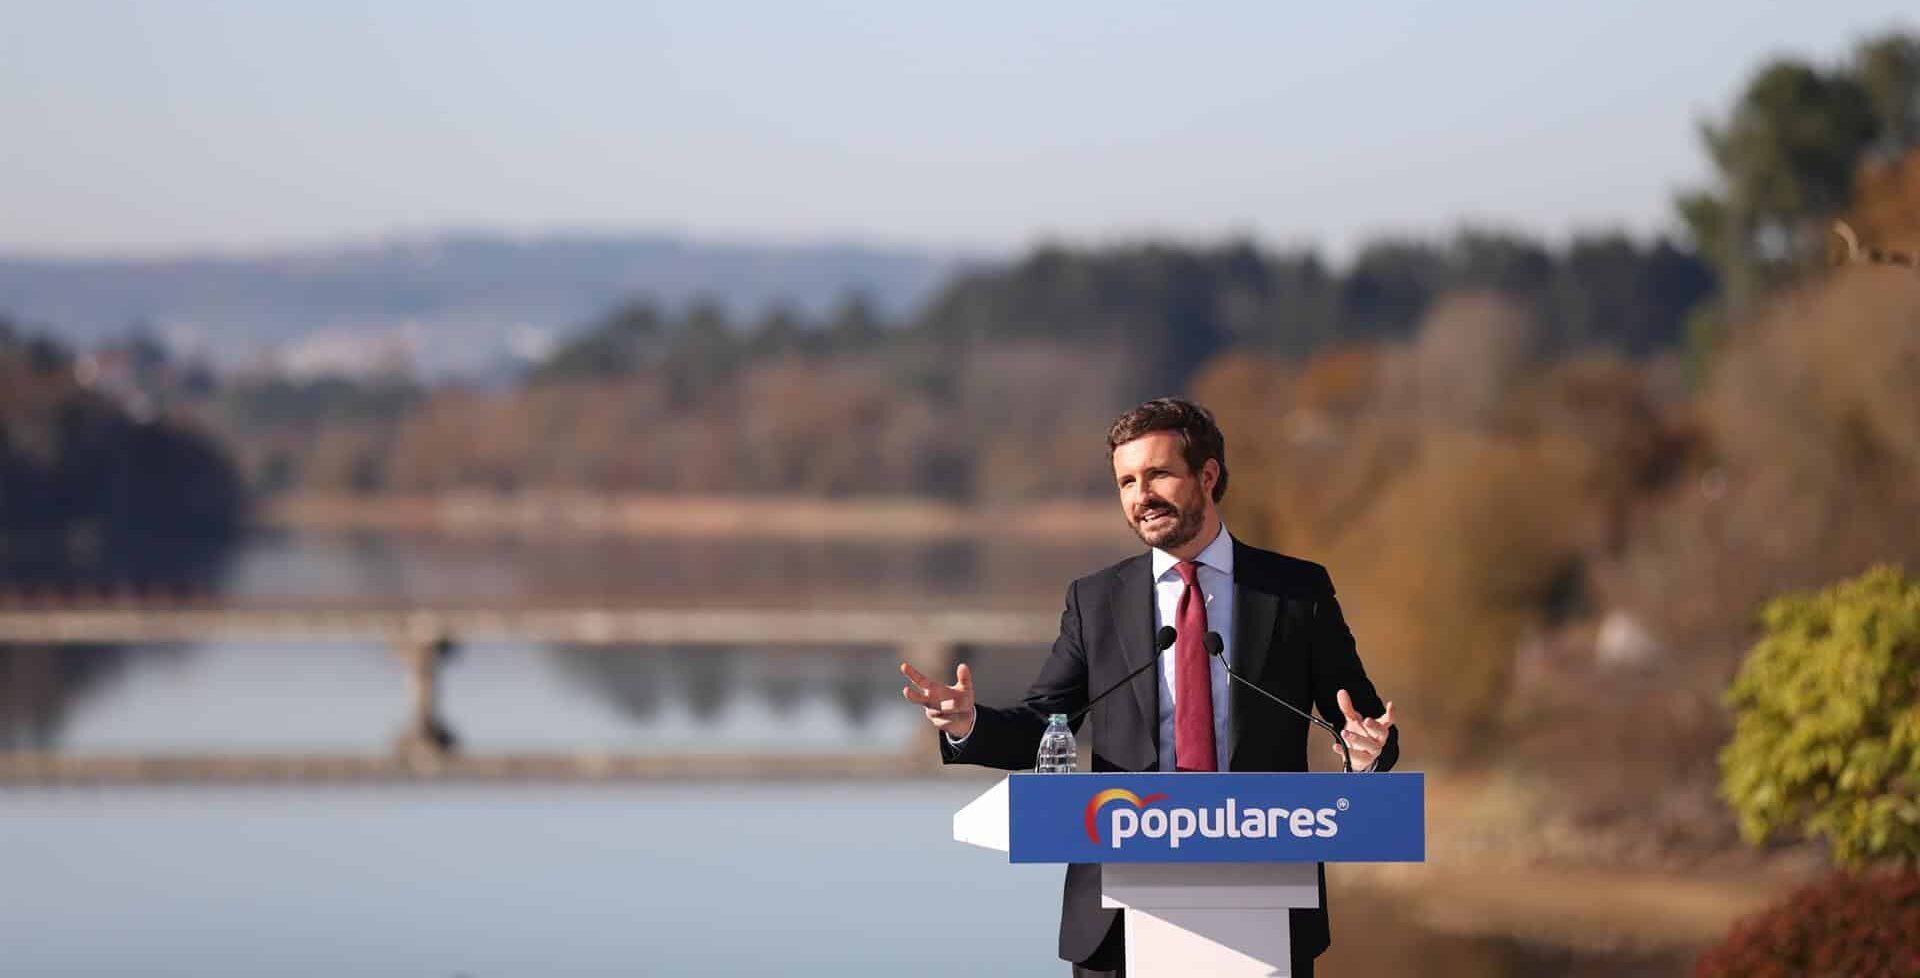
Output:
[1204, 631, 1353, 773]
[1068, 626, 1177, 726]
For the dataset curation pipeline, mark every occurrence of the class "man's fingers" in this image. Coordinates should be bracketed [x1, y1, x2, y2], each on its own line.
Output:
[1343, 714, 1387, 747]
[1335, 739, 1378, 766]
[904, 659, 975, 736]
[908, 684, 973, 713]
[1357, 706, 1393, 741]
[903, 661, 977, 711]
[900, 662, 931, 690]
[1335, 688, 1364, 722]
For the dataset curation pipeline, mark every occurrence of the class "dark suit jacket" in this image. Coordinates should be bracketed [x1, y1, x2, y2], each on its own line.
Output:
[940, 538, 1399, 966]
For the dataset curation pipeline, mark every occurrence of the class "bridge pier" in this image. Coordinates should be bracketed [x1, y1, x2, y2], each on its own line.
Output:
[2, 645, 59, 750]
[391, 628, 458, 764]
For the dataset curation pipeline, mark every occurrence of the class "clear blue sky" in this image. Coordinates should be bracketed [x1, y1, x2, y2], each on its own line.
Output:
[3, 1, 1914, 257]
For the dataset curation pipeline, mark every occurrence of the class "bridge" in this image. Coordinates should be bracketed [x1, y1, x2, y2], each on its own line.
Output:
[0, 603, 1057, 649]
[0, 602, 1058, 786]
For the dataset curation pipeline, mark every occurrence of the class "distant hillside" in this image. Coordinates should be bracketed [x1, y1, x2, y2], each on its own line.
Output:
[0, 234, 965, 377]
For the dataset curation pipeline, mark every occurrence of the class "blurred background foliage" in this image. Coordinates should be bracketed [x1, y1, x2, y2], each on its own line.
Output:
[1692, 869, 1920, 978]
[0, 320, 242, 592]
[1719, 567, 1919, 870]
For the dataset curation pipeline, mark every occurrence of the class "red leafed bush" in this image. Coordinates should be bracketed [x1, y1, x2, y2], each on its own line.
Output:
[1694, 871, 1920, 978]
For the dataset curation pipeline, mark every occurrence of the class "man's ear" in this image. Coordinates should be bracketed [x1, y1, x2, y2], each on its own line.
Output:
[1200, 458, 1220, 497]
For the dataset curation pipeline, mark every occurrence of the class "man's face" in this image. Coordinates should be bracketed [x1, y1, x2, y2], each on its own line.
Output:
[1112, 431, 1215, 552]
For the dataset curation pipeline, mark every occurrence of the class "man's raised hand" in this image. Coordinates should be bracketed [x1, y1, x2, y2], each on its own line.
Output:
[1334, 688, 1395, 771]
[901, 662, 976, 740]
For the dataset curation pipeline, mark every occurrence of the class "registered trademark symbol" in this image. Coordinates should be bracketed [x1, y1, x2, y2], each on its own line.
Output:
[1336, 797, 1349, 812]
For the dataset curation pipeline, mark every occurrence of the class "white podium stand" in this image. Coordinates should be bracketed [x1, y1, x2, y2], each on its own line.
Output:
[955, 777, 1322, 977]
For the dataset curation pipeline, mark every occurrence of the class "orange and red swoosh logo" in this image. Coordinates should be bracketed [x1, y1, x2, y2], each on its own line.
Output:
[1084, 788, 1169, 844]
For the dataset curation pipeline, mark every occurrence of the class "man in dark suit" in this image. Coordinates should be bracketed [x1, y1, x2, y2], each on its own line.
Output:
[901, 397, 1398, 978]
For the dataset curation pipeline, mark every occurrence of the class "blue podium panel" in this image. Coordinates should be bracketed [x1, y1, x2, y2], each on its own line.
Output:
[1006, 772, 1424, 864]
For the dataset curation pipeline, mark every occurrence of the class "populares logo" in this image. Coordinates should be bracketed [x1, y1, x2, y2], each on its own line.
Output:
[1083, 789, 1169, 845]
[1083, 788, 1348, 849]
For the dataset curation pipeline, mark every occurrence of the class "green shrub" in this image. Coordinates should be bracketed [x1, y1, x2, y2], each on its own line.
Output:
[1693, 870, 1920, 977]
[1719, 566, 1920, 868]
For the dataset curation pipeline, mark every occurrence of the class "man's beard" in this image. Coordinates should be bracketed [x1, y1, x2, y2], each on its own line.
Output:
[1130, 496, 1205, 551]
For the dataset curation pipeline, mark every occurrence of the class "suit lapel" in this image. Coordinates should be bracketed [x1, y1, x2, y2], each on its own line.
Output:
[1228, 540, 1278, 771]
[1110, 554, 1160, 758]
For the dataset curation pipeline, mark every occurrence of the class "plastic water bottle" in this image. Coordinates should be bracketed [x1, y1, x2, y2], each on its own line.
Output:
[1036, 713, 1078, 772]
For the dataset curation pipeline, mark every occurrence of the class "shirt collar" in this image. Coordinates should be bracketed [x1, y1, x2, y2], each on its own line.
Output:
[1151, 521, 1233, 581]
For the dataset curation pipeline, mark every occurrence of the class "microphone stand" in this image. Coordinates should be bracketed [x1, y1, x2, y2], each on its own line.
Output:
[1204, 632, 1353, 773]
[1068, 626, 1178, 726]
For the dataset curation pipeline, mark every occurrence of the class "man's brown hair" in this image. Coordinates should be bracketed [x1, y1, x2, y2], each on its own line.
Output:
[1106, 397, 1229, 502]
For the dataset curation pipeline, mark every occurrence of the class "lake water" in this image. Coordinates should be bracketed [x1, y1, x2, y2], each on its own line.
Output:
[5, 781, 1064, 977]
[4, 782, 1690, 977]
[2, 531, 1695, 975]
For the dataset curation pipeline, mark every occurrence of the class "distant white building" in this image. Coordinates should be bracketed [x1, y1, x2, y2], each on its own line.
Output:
[1595, 610, 1663, 669]
[273, 323, 423, 381]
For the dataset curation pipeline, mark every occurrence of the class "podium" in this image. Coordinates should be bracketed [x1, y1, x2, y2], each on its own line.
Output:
[954, 772, 1424, 977]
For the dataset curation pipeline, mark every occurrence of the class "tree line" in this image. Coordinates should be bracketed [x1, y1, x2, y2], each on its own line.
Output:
[205, 226, 1716, 501]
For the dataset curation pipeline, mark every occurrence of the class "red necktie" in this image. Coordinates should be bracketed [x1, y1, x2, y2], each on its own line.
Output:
[1173, 560, 1217, 772]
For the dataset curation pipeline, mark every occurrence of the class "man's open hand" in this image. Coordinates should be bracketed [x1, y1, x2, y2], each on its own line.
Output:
[1335, 688, 1395, 771]
[901, 662, 976, 740]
